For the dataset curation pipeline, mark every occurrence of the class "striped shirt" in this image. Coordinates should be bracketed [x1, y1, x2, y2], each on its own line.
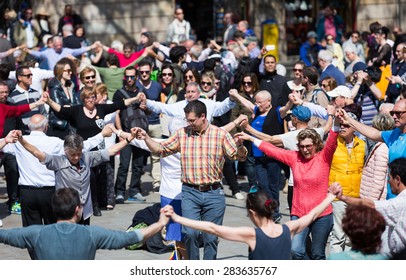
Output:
[155, 124, 247, 185]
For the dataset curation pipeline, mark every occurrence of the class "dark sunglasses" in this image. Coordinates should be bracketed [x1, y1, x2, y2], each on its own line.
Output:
[293, 68, 303, 72]
[243, 82, 253, 86]
[389, 111, 406, 118]
[162, 72, 173, 77]
[201, 81, 212, 86]
[185, 75, 194, 79]
[84, 75, 96, 80]
[20, 73, 33, 78]
[125, 75, 136, 80]
[139, 70, 150, 75]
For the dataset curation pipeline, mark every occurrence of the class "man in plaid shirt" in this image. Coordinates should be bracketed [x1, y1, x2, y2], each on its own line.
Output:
[134, 100, 247, 259]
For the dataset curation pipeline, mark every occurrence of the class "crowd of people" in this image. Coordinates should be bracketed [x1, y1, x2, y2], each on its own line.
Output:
[0, 3, 406, 260]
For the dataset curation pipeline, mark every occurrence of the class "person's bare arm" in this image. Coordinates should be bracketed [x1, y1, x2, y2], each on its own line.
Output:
[243, 124, 283, 146]
[107, 127, 137, 156]
[337, 108, 382, 141]
[134, 127, 162, 154]
[43, 91, 61, 112]
[278, 99, 294, 119]
[329, 182, 375, 208]
[229, 89, 255, 113]
[221, 114, 248, 132]
[286, 192, 336, 237]
[139, 210, 169, 241]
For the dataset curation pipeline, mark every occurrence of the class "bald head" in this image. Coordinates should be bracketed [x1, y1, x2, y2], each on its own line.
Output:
[28, 114, 48, 132]
[256, 90, 272, 101]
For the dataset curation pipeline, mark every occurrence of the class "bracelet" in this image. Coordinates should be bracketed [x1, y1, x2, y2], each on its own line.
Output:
[328, 114, 335, 118]
[125, 138, 131, 144]
[355, 82, 362, 86]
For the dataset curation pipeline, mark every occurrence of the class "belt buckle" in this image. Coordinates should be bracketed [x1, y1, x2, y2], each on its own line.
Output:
[198, 185, 206, 192]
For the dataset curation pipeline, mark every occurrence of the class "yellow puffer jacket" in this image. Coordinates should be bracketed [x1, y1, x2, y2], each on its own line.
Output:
[329, 136, 366, 198]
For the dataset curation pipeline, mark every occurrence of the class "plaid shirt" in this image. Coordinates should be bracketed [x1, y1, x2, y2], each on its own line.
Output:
[155, 124, 247, 185]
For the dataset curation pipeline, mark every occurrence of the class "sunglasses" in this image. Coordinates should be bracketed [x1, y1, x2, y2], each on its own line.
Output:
[84, 75, 96, 80]
[139, 70, 150, 75]
[185, 75, 194, 79]
[162, 72, 173, 77]
[389, 110, 406, 118]
[298, 144, 314, 150]
[201, 81, 212, 86]
[321, 84, 329, 88]
[125, 75, 136, 80]
[243, 81, 253, 86]
[293, 68, 303, 72]
[20, 73, 33, 78]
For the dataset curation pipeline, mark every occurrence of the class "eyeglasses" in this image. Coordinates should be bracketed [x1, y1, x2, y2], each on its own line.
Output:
[20, 73, 33, 78]
[298, 144, 314, 150]
[125, 75, 136, 80]
[201, 81, 212, 86]
[139, 70, 150, 75]
[293, 68, 303, 72]
[389, 110, 406, 118]
[184, 117, 199, 124]
[321, 83, 329, 88]
[84, 75, 96, 80]
[185, 75, 194, 80]
[162, 72, 173, 77]
[84, 96, 96, 100]
[243, 81, 253, 86]
[340, 123, 351, 128]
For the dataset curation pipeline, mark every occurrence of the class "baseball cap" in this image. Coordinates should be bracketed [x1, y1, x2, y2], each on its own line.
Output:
[326, 85, 352, 98]
[352, 61, 367, 73]
[307, 31, 317, 39]
[292, 106, 311, 122]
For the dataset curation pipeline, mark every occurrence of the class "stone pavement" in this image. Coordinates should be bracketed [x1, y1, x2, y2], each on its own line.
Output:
[0, 162, 290, 260]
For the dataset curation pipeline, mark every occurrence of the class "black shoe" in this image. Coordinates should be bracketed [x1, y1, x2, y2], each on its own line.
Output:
[93, 205, 102, 216]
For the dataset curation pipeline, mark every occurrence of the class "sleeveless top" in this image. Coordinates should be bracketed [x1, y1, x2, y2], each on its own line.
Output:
[248, 224, 292, 260]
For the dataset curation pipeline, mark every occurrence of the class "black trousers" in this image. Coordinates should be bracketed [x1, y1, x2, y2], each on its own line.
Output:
[1, 153, 19, 209]
[19, 186, 56, 227]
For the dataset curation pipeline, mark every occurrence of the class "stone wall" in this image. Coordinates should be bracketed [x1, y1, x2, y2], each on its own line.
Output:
[32, 0, 174, 45]
[357, 0, 406, 31]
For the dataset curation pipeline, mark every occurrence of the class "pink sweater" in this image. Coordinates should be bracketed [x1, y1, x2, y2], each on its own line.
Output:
[258, 130, 338, 217]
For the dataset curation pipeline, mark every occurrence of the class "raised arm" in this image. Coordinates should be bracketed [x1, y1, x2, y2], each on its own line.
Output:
[337, 108, 383, 141]
[43, 91, 62, 112]
[107, 127, 136, 156]
[0, 130, 19, 150]
[134, 127, 162, 154]
[17, 131, 46, 162]
[221, 114, 248, 132]
[229, 89, 255, 113]
[329, 182, 375, 208]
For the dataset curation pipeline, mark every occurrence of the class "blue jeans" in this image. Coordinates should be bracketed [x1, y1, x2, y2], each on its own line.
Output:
[254, 157, 281, 217]
[291, 213, 333, 260]
[245, 156, 257, 187]
[181, 185, 226, 260]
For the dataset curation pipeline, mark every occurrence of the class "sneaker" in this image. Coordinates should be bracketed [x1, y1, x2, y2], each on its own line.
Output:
[233, 192, 244, 200]
[0, 219, 3, 227]
[10, 202, 21, 215]
[128, 192, 146, 202]
[116, 194, 125, 204]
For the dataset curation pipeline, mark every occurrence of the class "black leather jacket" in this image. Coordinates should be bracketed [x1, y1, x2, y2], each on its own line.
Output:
[48, 78, 80, 130]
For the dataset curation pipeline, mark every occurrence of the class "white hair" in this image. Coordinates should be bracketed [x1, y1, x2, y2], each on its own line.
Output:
[318, 50, 333, 63]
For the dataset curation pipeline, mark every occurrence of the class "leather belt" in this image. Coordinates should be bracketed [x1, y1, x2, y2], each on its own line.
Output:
[19, 185, 55, 190]
[183, 182, 222, 192]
